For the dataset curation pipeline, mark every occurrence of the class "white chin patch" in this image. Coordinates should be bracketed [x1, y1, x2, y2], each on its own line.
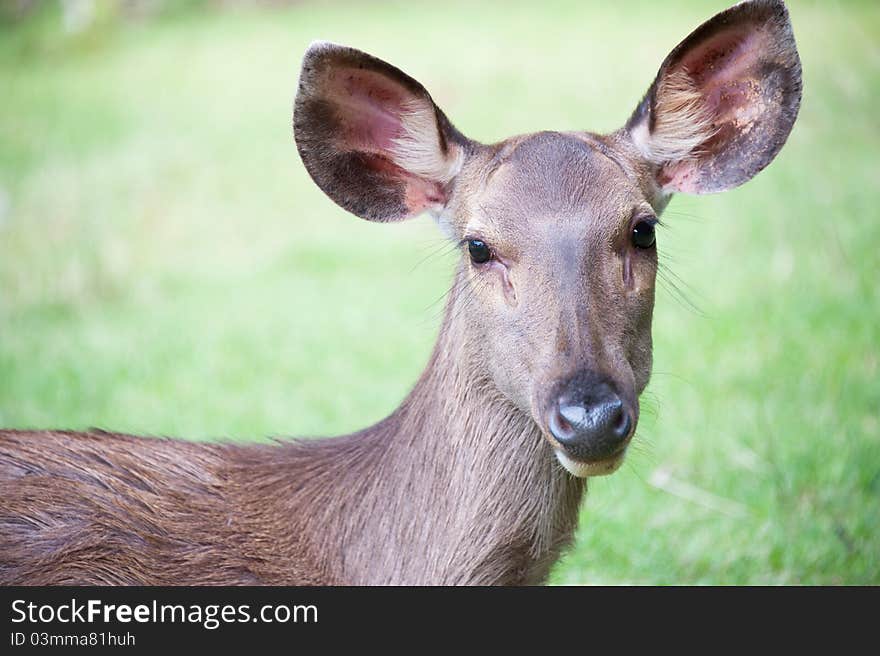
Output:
[555, 449, 625, 478]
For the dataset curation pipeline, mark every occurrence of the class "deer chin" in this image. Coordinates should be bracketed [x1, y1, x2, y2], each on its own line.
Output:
[554, 449, 626, 478]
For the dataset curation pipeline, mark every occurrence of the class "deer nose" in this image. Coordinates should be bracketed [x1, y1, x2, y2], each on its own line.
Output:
[547, 379, 633, 462]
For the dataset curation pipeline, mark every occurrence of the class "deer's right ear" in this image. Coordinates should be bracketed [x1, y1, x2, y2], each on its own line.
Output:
[293, 42, 472, 222]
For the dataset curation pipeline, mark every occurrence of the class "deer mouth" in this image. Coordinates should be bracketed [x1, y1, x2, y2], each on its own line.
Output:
[553, 447, 628, 478]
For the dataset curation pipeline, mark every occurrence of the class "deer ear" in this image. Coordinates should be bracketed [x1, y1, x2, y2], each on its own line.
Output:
[293, 42, 471, 222]
[626, 0, 802, 194]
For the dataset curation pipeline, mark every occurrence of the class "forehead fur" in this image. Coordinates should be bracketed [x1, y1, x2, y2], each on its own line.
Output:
[468, 132, 642, 230]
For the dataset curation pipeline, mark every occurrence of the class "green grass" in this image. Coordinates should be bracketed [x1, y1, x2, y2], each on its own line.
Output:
[1, 0, 877, 585]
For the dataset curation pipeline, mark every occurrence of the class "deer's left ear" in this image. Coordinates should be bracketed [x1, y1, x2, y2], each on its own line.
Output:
[294, 41, 473, 222]
[626, 0, 802, 194]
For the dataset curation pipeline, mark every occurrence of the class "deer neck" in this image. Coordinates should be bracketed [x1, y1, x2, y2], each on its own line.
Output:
[311, 264, 587, 584]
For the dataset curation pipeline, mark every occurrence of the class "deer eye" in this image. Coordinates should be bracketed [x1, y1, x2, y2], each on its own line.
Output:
[631, 220, 656, 249]
[467, 239, 492, 264]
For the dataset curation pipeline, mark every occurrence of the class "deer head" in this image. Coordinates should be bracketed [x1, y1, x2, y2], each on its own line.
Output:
[293, 0, 801, 477]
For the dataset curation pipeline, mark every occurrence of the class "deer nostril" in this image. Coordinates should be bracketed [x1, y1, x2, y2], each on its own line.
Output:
[612, 405, 632, 439]
[548, 405, 576, 443]
[558, 402, 589, 433]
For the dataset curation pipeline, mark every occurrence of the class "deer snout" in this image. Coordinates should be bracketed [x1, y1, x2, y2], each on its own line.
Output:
[545, 373, 635, 476]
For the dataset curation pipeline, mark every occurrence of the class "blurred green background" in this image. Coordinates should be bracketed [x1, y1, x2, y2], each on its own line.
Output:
[1, 0, 877, 584]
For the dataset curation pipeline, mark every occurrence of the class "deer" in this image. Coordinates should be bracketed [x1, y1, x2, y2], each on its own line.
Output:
[0, 0, 801, 585]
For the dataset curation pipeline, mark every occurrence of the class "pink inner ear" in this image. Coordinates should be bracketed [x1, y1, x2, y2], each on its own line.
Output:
[363, 154, 447, 214]
[685, 27, 765, 123]
[661, 27, 772, 193]
[317, 65, 448, 214]
[323, 67, 411, 154]
[680, 27, 760, 87]
[658, 160, 700, 193]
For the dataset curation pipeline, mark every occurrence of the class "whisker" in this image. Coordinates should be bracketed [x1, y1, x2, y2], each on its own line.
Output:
[662, 209, 712, 224]
[656, 265, 707, 317]
[409, 239, 459, 274]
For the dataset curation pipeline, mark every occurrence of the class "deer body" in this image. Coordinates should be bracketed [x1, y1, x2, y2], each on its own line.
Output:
[1, 271, 582, 585]
[0, 1, 801, 585]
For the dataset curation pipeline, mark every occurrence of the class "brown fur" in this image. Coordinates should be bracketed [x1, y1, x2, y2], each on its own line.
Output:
[0, 0, 801, 585]
[0, 291, 583, 585]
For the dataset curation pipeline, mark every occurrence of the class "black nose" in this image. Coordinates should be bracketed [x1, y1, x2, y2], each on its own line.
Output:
[547, 376, 633, 462]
